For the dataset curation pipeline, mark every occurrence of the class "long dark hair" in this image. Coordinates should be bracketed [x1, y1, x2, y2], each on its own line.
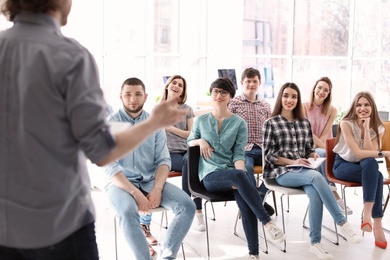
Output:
[272, 82, 305, 120]
[335, 91, 383, 147]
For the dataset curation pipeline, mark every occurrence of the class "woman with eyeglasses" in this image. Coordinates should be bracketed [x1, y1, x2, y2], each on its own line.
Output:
[303, 77, 352, 215]
[187, 77, 285, 260]
[263, 82, 362, 260]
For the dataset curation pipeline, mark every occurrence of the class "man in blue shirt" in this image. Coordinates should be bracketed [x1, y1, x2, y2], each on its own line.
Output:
[104, 77, 195, 260]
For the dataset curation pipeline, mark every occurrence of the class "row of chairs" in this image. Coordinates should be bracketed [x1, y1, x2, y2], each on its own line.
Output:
[108, 123, 390, 259]
[186, 134, 390, 259]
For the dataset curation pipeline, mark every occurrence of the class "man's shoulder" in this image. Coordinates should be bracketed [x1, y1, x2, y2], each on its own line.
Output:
[230, 95, 245, 104]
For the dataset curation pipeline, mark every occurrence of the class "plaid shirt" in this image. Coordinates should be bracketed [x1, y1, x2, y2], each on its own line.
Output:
[262, 114, 315, 179]
[228, 94, 271, 151]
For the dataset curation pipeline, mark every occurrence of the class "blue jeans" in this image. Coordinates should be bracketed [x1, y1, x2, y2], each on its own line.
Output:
[171, 152, 202, 210]
[0, 223, 98, 260]
[276, 169, 346, 244]
[140, 213, 152, 225]
[202, 169, 271, 256]
[333, 154, 384, 218]
[315, 148, 329, 184]
[245, 145, 268, 194]
[106, 182, 195, 260]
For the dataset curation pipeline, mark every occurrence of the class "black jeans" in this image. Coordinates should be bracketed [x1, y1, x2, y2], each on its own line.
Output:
[0, 222, 99, 260]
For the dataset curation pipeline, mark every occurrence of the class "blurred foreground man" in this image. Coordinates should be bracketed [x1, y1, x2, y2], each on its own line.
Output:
[0, 1, 188, 259]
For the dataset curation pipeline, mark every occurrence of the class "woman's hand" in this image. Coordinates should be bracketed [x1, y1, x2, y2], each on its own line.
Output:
[292, 158, 311, 166]
[164, 126, 175, 132]
[309, 152, 320, 159]
[384, 151, 390, 160]
[199, 139, 214, 160]
[359, 117, 371, 130]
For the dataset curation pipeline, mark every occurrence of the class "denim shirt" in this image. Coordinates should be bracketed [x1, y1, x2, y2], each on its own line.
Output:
[104, 108, 171, 189]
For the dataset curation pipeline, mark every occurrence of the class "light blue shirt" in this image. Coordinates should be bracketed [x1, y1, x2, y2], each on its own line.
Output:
[104, 108, 171, 189]
[187, 113, 247, 180]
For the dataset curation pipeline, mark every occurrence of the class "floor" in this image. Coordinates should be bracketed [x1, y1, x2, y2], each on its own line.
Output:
[92, 176, 390, 260]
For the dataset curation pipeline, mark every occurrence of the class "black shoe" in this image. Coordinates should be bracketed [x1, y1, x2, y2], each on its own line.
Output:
[264, 202, 275, 216]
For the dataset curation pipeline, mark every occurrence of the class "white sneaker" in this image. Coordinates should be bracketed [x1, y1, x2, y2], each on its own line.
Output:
[340, 222, 362, 244]
[248, 255, 259, 259]
[265, 221, 285, 243]
[195, 213, 205, 231]
[336, 199, 353, 215]
[310, 243, 333, 259]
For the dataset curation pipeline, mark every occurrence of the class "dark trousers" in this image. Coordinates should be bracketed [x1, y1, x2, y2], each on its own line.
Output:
[0, 222, 99, 260]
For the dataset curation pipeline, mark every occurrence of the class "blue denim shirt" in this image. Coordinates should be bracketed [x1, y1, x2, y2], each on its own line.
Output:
[104, 108, 171, 189]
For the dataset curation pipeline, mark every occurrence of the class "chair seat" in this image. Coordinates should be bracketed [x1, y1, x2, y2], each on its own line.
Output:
[190, 189, 235, 203]
[264, 178, 306, 196]
[168, 171, 182, 178]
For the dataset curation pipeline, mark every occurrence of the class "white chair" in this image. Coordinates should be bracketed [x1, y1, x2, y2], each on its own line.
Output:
[263, 178, 341, 252]
[263, 178, 307, 252]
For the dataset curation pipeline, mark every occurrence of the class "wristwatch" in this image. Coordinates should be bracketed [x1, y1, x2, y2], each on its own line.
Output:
[378, 151, 383, 158]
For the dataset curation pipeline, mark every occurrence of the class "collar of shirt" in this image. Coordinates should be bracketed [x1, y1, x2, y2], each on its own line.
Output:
[15, 12, 61, 35]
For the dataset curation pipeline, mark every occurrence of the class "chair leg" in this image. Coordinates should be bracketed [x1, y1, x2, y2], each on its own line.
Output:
[209, 202, 216, 221]
[272, 191, 278, 216]
[114, 216, 118, 260]
[204, 201, 211, 260]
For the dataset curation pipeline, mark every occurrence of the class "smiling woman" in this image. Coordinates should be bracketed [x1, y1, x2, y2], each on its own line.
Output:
[333, 91, 389, 249]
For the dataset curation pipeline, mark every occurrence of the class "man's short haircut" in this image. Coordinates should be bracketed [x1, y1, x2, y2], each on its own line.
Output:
[241, 67, 261, 82]
[121, 77, 146, 92]
[1, 0, 61, 21]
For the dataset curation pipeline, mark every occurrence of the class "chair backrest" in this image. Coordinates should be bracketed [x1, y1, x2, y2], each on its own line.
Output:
[325, 138, 337, 180]
[187, 146, 207, 195]
[381, 121, 390, 177]
[187, 145, 235, 201]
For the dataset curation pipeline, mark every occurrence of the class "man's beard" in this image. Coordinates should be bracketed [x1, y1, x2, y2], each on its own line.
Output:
[124, 104, 144, 114]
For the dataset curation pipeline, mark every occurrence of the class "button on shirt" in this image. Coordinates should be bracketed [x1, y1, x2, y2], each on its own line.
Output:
[0, 13, 115, 248]
[263, 115, 315, 179]
[187, 113, 247, 181]
[228, 94, 271, 150]
[103, 109, 171, 190]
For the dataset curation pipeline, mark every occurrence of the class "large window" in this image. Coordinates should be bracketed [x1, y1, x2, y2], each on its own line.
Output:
[242, 0, 390, 113]
[1, 0, 389, 114]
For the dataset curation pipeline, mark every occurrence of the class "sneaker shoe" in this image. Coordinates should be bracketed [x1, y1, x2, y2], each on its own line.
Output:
[141, 224, 158, 245]
[329, 183, 337, 192]
[195, 213, 206, 231]
[336, 199, 353, 215]
[340, 222, 362, 244]
[265, 221, 285, 243]
[309, 243, 333, 259]
[148, 243, 157, 258]
[248, 254, 259, 259]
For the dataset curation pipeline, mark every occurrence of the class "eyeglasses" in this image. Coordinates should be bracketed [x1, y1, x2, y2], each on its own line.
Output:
[211, 89, 229, 97]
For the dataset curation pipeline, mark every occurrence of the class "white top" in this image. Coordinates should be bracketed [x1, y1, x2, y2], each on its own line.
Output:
[333, 120, 384, 162]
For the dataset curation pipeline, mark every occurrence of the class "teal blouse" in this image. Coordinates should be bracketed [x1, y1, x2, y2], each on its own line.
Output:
[187, 113, 248, 180]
